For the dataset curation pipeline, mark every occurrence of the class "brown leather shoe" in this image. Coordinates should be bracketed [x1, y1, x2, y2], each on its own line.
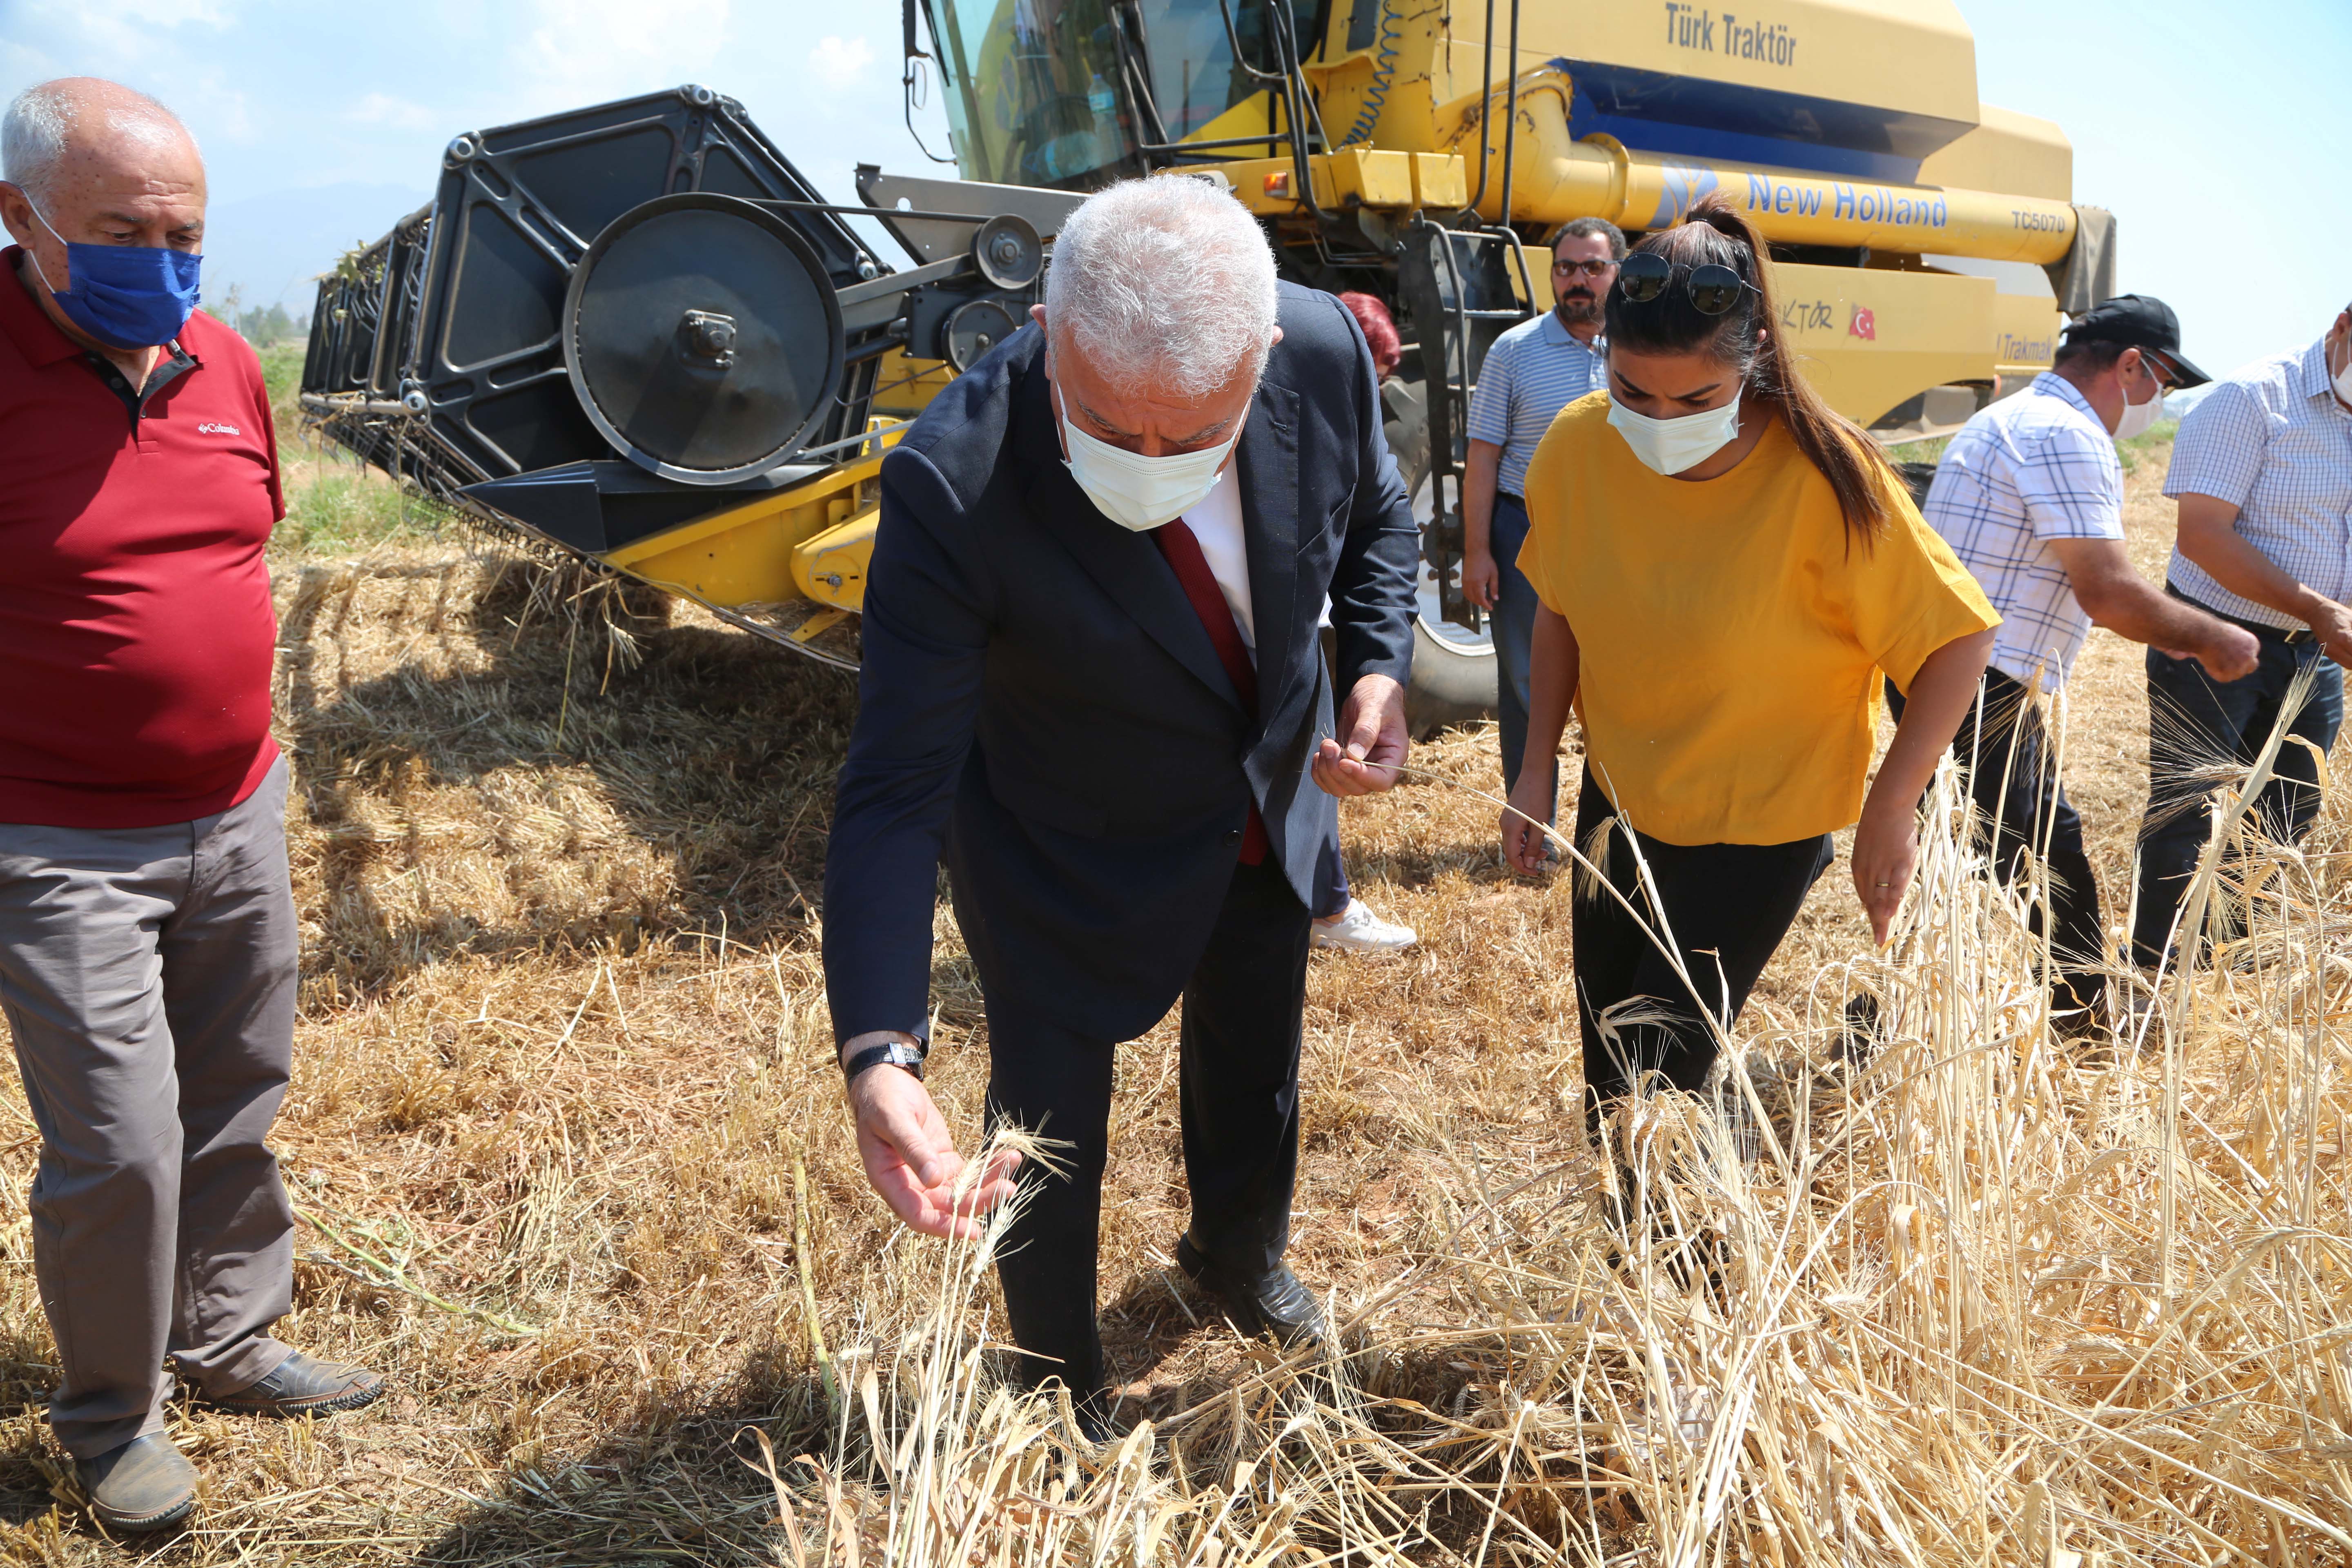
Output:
[205, 1352, 386, 1417]
[76, 1434, 197, 1533]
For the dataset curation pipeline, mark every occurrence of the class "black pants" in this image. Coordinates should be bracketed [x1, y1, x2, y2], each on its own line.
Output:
[1571, 773, 1832, 1132]
[1313, 848, 1349, 920]
[2134, 601, 2343, 968]
[982, 856, 1311, 1398]
[1888, 668, 2105, 1024]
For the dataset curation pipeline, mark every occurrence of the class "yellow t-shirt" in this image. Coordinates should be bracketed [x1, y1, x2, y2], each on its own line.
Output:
[1519, 394, 1999, 847]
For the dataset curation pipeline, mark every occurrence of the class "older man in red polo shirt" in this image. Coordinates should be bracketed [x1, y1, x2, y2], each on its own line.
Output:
[0, 78, 382, 1533]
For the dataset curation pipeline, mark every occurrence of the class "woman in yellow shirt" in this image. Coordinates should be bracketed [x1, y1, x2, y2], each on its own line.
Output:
[1500, 195, 1998, 1133]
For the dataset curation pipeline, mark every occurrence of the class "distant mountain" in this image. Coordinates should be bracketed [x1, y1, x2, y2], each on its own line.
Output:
[2164, 384, 2218, 421]
[202, 183, 433, 314]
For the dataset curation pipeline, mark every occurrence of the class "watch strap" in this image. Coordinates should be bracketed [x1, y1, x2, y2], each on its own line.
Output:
[842, 1039, 927, 1083]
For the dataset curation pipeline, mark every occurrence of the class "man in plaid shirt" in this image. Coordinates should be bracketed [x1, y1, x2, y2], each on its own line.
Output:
[2139, 301, 2352, 970]
[1919, 296, 2255, 1034]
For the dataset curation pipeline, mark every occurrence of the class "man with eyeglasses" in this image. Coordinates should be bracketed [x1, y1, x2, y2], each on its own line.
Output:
[1913, 294, 2252, 1037]
[1462, 216, 1623, 808]
[2136, 298, 2352, 976]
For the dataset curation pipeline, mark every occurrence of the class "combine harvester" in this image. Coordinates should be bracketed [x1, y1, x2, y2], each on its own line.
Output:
[302, 0, 2113, 723]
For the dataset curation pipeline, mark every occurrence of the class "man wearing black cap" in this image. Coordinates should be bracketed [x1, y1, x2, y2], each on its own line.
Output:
[2138, 299, 2352, 973]
[1915, 294, 2257, 1034]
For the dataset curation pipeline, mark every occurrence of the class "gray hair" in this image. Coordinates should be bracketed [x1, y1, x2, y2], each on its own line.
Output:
[3, 79, 193, 209]
[1044, 176, 1278, 399]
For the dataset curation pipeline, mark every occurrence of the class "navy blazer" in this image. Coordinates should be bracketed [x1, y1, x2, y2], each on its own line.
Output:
[821, 283, 1419, 1045]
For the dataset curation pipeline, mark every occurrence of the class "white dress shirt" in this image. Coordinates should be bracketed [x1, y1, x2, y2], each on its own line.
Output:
[1181, 461, 1254, 656]
[2163, 339, 2352, 630]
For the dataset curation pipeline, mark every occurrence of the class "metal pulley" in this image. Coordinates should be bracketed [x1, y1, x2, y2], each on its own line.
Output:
[942, 298, 1019, 371]
[969, 213, 1044, 290]
[563, 192, 845, 486]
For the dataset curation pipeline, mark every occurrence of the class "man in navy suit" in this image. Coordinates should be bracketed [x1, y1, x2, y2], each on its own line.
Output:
[820, 176, 1419, 1430]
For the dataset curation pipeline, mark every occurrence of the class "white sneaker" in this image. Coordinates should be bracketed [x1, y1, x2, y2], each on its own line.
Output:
[1311, 898, 1417, 953]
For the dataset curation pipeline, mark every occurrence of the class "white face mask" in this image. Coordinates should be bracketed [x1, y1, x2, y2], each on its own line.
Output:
[1607, 391, 1744, 476]
[1058, 399, 1240, 532]
[2332, 340, 2352, 410]
[2114, 354, 2167, 441]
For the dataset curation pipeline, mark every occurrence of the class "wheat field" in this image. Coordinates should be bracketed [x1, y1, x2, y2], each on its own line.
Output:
[0, 432, 2348, 1564]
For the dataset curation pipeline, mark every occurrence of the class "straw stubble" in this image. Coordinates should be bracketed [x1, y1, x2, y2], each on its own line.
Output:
[0, 437, 2345, 1562]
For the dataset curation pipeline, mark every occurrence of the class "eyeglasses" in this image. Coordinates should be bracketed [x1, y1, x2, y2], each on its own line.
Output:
[1552, 258, 1616, 278]
[1615, 250, 1761, 316]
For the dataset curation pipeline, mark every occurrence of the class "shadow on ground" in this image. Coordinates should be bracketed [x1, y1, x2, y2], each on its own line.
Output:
[272, 554, 892, 996]
[405, 1347, 826, 1566]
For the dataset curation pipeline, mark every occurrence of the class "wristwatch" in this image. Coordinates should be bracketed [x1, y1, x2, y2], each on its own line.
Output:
[840, 1038, 927, 1084]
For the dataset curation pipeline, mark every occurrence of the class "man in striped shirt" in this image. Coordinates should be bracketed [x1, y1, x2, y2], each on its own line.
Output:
[2138, 302, 2352, 970]
[1462, 217, 1621, 806]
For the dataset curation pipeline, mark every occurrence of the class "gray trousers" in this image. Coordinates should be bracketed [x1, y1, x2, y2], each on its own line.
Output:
[0, 755, 297, 1458]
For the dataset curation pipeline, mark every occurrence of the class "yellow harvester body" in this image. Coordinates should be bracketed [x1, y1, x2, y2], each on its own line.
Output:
[514, 0, 2101, 659]
[1185, 0, 2081, 428]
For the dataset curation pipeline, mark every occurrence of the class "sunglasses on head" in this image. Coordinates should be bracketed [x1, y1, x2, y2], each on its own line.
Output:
[1615, 250, 1761, 316]
[1552, 258, 1615, 278]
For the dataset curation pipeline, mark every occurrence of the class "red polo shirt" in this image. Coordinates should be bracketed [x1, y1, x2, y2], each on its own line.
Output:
[0, 247, 285, 829]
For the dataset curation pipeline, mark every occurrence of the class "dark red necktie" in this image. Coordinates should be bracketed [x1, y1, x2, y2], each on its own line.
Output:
[1150, 520, 1267, 865]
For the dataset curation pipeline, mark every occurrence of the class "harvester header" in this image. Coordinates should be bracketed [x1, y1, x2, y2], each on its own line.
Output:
[301, 85, 1068, 668]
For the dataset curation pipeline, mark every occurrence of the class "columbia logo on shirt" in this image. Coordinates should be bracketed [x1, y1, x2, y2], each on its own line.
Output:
[197, 421, 243, 436]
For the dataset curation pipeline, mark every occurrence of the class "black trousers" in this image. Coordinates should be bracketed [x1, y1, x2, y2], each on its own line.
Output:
[2134, 605, 2343, 968]
[982, 856, 1311, 1397]
[1889, 668, 2106, 1023]
[1571, 773, 1833, 1133]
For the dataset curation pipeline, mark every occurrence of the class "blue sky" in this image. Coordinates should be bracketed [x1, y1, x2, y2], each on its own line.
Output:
[2, 0, 2343, 379]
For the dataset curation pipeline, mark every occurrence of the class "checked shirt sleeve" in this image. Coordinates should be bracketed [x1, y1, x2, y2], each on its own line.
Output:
[2012, 422, 2125, 542]
[2163, 381, 2268, 508]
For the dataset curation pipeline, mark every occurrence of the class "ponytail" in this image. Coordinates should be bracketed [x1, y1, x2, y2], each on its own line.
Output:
[1602, 194, 1899, 547]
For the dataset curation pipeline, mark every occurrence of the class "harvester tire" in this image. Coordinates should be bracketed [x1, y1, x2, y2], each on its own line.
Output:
[1405, 618, 1499, 740]
[1384, 376, 1499, 740]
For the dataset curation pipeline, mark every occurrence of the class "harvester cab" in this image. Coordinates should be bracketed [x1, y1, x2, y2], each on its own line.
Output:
[303, 0, 2113, 724]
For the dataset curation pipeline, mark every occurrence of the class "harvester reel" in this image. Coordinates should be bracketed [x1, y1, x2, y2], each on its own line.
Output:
[564, 192, 845, 486]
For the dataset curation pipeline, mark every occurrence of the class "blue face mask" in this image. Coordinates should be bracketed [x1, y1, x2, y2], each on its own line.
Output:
[27, 204, 201, 350]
